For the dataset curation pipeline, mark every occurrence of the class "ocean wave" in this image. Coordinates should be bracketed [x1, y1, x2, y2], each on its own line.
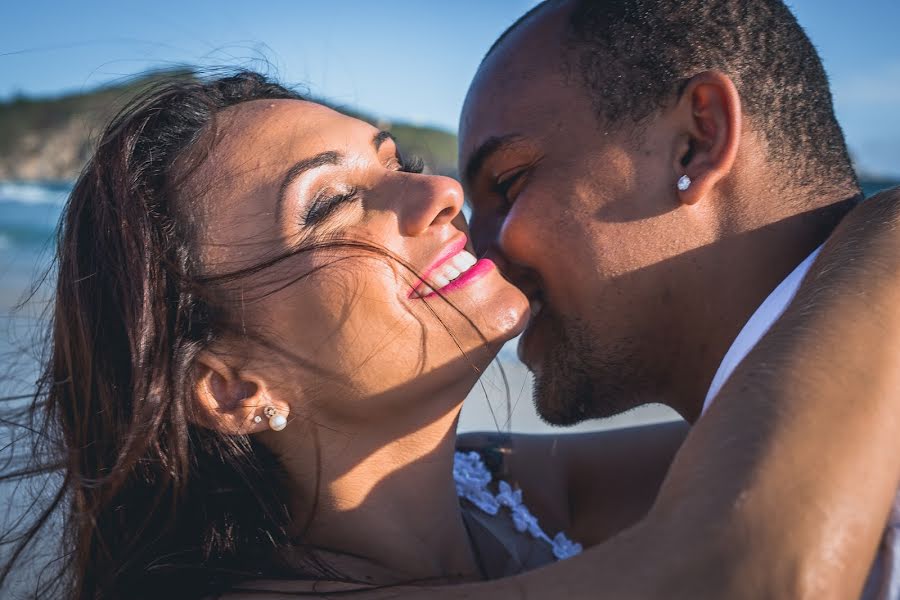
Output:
[0, 227, 55, 254]
[0, 181, 72, 206]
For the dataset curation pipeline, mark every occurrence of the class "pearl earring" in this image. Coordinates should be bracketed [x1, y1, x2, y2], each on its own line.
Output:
[264, 406, 287, 431]
[677, 175, 692, 191]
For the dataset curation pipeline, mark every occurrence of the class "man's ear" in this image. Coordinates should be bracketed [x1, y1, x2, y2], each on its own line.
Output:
[192, 352, 289, 435]
[672, 70, 742, 206]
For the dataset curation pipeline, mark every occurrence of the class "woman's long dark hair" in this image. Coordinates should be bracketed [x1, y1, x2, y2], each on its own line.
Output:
[1, 68, 503, 599]
[1, 71, 329, 599]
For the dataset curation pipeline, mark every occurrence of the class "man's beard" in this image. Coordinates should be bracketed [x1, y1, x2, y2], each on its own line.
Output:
[532, 313, 645, 426]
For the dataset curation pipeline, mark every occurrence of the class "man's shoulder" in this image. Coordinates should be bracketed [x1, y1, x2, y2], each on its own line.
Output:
[801, 187, 900, 314]
[830, 188, 900, 248]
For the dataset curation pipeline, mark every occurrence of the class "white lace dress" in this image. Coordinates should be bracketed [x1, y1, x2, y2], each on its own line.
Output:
[453, 450, 581, 576]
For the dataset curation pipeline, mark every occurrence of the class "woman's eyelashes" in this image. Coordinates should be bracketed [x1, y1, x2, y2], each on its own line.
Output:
[397, 153, 424, 174]
[301, 153, 424, 227]
[304, 186, 360, 226]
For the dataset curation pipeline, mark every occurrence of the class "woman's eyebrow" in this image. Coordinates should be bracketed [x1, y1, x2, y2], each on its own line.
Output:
[276, 150, 342, 221]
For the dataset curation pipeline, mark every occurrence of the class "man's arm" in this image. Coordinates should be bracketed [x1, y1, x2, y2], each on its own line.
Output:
[649, 189, 900, 599]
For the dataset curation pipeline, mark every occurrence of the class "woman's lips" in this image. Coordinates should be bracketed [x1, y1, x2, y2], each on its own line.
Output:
[410, 257, 496, 299]
[409, 233, 486, 298]
[416, 236, 468, 282]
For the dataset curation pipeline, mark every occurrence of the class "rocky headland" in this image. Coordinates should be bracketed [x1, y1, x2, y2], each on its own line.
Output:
[0, 70, 458, 182]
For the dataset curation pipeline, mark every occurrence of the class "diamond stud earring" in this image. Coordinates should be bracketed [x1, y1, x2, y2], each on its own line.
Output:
[677, 175, 692, 191]
[264, 406, 287, 431]
[253, 415, 262, 424]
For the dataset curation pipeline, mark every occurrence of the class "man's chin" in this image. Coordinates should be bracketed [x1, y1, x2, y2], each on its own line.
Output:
[531, 358, 645, 425]
[525, 314, 646, 425]
[532, 370, 595, 426]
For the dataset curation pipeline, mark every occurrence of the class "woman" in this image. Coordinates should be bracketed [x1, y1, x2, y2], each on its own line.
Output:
[1, 71, 898, 599]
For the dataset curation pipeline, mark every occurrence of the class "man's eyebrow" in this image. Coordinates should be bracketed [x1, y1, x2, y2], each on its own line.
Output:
[373, 130, 396, 151]
[463, 134, 525, 185]
[276, 151, 342, 221]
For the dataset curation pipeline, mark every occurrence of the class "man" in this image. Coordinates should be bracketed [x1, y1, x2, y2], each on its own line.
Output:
[459, 0, 897, 597]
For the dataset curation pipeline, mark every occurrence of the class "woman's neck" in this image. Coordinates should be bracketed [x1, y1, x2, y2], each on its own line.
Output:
[277, 398, 480, 583]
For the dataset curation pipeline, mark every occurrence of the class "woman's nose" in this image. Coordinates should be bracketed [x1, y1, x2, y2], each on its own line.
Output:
[397, 175, 464, 237]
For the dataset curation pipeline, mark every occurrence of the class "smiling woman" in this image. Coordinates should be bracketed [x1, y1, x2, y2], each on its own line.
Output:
[0, 69, 537, 599]
[2, 68, 900, 600]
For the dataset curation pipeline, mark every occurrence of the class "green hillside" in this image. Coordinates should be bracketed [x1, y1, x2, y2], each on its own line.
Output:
[0, 69, 459, 181]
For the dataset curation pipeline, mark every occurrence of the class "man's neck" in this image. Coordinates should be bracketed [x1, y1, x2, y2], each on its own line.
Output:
[670, 194, 861, 423]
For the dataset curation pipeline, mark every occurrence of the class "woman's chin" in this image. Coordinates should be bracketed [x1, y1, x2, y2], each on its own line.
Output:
[462, 286, 531, 351]
[405, 272, 530, 366]
[490, 299, 531, 342]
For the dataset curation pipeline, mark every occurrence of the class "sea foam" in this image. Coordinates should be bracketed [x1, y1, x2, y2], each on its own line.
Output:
[0, 181, 71, 206]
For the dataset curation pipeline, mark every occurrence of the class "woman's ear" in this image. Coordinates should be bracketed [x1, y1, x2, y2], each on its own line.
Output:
[192, 351, 289, 435]
[672, 70, 742, 206]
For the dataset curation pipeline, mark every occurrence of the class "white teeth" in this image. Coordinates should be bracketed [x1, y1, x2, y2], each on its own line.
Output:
[414, 249, 480, 296]
[452, 251, 477, 271]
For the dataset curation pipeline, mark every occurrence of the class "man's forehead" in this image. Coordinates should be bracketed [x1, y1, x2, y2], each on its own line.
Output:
[460, 1, 572, 155]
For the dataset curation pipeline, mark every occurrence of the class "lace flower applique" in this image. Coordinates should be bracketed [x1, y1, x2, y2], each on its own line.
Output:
[454, 450, 500, 515]
[454, 451, 582, 561]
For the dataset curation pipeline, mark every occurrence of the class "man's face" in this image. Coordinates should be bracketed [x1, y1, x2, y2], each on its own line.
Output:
[459, 9, 713, 423]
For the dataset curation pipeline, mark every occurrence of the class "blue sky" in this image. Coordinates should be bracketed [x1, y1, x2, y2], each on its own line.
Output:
[3, 0, 899, 176]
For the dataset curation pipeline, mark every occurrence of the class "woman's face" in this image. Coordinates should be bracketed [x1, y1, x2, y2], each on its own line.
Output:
[187, 99, 528, 427]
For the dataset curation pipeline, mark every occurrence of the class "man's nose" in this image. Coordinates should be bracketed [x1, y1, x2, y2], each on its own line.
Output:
[470, 209, 538, 294]
[397, 175, 464, 237]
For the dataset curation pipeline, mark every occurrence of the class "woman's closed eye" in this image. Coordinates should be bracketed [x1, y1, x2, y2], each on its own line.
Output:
[301, 153, 424, 227]
[304, 186, 360, 226]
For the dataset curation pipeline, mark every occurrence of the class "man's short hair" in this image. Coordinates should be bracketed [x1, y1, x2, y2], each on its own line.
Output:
[489, 0, 858, 191]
